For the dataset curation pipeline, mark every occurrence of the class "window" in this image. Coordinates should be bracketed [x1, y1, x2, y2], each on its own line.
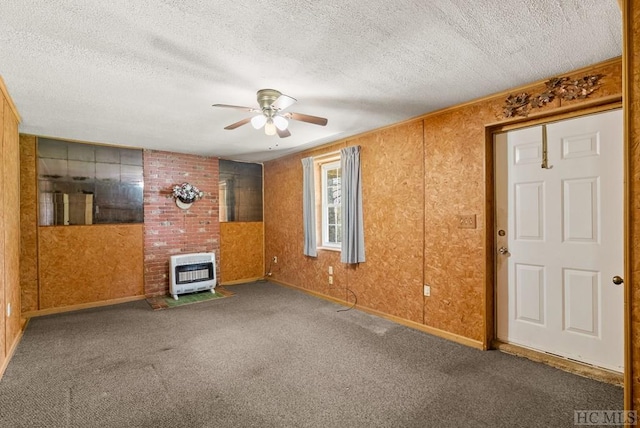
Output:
[320, 160, 341, 248]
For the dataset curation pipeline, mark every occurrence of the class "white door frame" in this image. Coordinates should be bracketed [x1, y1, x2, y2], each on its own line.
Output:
[493, 110, 624, 371]
[485, 103, 628, 380]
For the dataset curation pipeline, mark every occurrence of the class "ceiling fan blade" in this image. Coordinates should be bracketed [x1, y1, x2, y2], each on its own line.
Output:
[224, 117, 252, 130]
[271, 94, 297, 111]
[276, 127, 291, 138]
[212, 104, 260, 113]
[284, 112, 328, 126]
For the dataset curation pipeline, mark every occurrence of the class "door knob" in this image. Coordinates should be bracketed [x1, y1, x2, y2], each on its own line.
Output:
[612, 276, 624, 285]
[498, 247, 509, 255]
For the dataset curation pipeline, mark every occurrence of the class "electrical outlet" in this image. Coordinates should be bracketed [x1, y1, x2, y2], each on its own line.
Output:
[423, 285, 431, 297]
[328, 266, 333, 275]
[328, 276, 333, 285]
[457, 214, 477, 229]
[273, 256, 278, 264]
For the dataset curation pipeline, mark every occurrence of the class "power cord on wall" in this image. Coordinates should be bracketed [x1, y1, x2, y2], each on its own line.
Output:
[261, 255, 357, 312]
[336, 287, 357, 312]
[259, 257, 275, 283]
[326, 269, 357, 312]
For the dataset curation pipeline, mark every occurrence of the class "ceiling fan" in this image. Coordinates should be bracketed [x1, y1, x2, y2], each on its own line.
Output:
[212, 89, 328, 138]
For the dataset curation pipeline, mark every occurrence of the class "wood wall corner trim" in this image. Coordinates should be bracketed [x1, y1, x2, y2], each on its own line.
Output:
[621, 0, 634, 414]
[0, 75, 21, 123]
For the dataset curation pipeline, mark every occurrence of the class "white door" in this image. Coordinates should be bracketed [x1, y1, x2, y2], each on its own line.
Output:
[495, 109, 624, 372]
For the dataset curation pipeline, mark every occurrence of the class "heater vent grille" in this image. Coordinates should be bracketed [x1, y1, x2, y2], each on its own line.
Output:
[169, 253, 216, 300]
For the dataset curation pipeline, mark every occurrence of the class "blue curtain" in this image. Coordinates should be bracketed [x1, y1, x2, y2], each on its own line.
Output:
[301, 157, 317, 257]
[340, 146, 365, 263]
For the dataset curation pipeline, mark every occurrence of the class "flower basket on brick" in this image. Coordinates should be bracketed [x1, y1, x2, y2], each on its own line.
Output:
[172, 183, 204, 209]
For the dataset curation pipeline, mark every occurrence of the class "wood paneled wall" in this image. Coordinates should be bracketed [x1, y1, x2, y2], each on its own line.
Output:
[625, 0, 640, 413]
[423, 106, 495, 342]
[19, 135, 38, 312]
[264, 145, 348, 303]
[264, 58, 623, 351]
[19, 136, 146, 314]
[348, 123, 425, 322]
[220, 222, 264, 284]
[264, 124, 426, 313]
[38, 225, 144, 309]
[0, 76, 21, 378]
[422, 58, 621, 343]
[0, 92, 5, 370]
[3, 95, 20, 353]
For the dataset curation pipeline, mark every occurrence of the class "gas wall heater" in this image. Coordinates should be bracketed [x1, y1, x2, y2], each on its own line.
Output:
[169, 253, 217, 300]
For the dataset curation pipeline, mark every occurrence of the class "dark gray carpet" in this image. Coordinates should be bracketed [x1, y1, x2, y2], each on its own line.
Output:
[0, 281, 622, 427]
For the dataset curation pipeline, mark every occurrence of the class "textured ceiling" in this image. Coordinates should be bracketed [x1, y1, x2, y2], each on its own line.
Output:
[0, 0, 622, 162]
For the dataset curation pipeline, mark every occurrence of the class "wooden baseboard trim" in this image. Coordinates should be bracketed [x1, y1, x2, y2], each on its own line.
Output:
[0, 318, 30, 380]
[23, 295, 147, 318]
[493, 341, 624, 386]
[268, 278, 484, 350]
[270, 278, 353, 307]
[220, 277, 265, 286]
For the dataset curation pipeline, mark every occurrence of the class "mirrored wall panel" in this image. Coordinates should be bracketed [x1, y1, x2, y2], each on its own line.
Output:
[219, 160, 263, 222]
[38, 138, 144, 225]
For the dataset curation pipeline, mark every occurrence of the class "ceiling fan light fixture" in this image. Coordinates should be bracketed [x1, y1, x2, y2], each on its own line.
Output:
[213, 89, 327, 137]
[264, 119, 277, 136]
[251, 115, 267, 129]
[273, 115, 288, 131]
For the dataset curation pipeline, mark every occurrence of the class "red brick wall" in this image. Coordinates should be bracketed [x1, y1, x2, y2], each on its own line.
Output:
[143, 150, 220, 296]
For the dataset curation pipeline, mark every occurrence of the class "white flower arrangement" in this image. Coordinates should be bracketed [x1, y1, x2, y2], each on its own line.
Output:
[172, 182, 204, 203]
